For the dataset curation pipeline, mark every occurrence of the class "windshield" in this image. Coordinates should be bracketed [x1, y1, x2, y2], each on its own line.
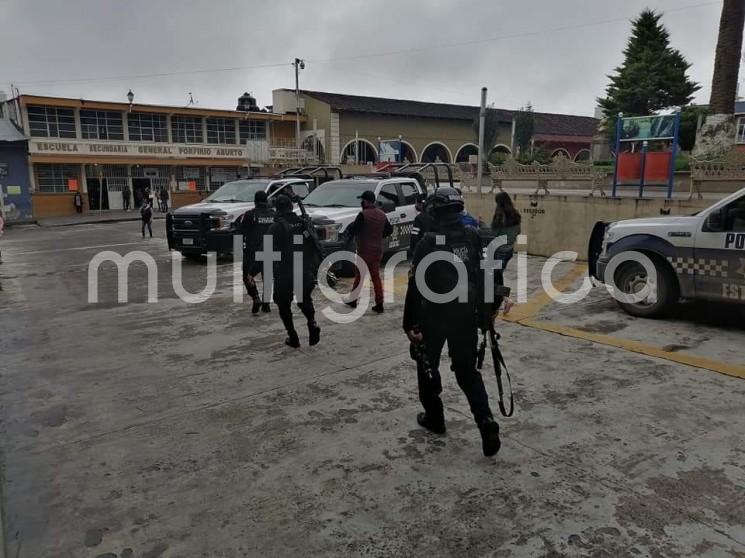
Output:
[302, 181, 375, 208]
[205, 180, 270, 203]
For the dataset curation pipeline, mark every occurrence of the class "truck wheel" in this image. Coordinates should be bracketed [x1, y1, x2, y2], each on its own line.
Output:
[613, 258, 679, 318]
[182, 252, 203, 263]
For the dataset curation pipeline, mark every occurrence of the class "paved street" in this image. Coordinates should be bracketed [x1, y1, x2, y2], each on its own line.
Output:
[0, 222, 743, 558]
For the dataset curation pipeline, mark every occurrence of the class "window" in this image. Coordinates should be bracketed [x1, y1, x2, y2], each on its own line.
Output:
[378, 183, 400, 206]
[399, 182, 419, 205]
[128, 112, 168, 142]
[27, 105, 76, 138]
[725, 196, 745, 232]
[35, 164, 80, 193]
[80, 110, 124, 140]
[172, 116, 203, 144]
[737, 117, 745, 144]
[276, 182, 310, 200]
[206, 118, 236, 144]
[239, 120, 267, 142]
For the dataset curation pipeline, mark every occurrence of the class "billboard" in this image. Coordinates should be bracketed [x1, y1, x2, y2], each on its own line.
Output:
[619, 114, 677, 141]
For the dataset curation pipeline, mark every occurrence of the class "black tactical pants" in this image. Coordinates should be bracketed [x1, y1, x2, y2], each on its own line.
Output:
[418, 303, 493, 426]
[243, 252, 261, 300]
[273, 273, 316, 335]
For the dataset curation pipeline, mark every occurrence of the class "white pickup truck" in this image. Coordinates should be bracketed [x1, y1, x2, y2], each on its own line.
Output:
[167, 176, 315, 259]
[589, 187, 745, 317]
[302, 176, 425, 262]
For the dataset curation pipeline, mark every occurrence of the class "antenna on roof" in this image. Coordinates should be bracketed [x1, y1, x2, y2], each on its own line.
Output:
[185, 92, 198, 107]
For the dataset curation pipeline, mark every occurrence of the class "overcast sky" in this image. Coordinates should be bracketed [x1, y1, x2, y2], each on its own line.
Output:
[0, 0, 730, 116]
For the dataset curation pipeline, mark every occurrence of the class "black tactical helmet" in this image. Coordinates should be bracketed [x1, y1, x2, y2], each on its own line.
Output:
[428, 187, 464, 214]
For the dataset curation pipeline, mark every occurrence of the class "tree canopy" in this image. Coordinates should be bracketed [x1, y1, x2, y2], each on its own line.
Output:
[598, 9, 699, 120]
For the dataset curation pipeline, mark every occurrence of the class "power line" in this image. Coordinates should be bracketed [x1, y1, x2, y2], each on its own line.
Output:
[12, 61, 292, 86]
[9, 0, 722, 87]
[308, 0, 723, 64]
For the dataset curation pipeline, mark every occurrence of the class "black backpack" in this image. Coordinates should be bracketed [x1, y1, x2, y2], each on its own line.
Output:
[419, 226, 481, 301]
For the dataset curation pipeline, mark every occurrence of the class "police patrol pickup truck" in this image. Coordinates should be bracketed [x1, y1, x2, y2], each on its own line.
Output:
[589, 187, 745, 317]
[302, 176, 425, 265]
[168, 176, 314, 259]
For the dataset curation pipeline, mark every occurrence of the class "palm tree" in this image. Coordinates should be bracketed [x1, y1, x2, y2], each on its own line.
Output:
[694, 1, 745, 157]
[709, 0, 745, 114]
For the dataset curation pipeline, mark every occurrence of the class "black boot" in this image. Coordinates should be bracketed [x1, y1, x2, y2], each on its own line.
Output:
[261, 303, 271, 313]
[372, 303, 384, 313]
[479, 419, 501, 457]
[285, 330, 300, 348]
[417, 412, 446, 435]
[251, 296, 261, 314]
[308, 322, 321, 346]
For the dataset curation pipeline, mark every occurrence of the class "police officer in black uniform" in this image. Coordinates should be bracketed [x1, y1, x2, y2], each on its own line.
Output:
[267, 194, 321, 348]
[407, 193, 433, 259]
[241, 190, 276, 314]
[402, 187, 502, 457]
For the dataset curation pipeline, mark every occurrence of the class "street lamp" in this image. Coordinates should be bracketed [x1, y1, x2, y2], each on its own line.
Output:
[127, 89, 134, 113]
[293, 58, 305, 155]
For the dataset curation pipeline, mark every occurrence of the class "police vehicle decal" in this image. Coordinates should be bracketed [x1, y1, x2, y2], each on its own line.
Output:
[725, 232, 745, 249]
[667, 257, 729, 278]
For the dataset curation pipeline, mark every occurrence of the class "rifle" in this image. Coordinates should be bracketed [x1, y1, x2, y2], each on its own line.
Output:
[293, 196, 337, 288]
[409, 331, 434, 381]
[477, 286, 514, 418]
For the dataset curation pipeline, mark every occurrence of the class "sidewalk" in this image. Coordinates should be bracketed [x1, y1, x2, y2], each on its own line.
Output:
[37, 210, 167, 227]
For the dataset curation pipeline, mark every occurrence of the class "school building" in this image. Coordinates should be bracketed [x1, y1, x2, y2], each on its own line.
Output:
[0, 93, 306, 218]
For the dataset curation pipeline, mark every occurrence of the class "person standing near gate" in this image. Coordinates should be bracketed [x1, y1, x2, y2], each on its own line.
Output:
[123, 184, 132, 211]
[345, 190, 392, 313]
[159, 187, 169, 213]
[266, 194, 321, 348]
[140, 199, 153, 238]
[73, 191, 83, 214]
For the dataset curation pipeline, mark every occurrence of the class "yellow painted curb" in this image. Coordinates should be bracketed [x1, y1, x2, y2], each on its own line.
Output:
[519, 318, 745, 380]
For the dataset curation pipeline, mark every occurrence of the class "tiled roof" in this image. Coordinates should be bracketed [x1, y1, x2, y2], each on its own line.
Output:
[292, 89, 598, 137]
[292, 89, 513, 122]
[533, 112, 599, 138]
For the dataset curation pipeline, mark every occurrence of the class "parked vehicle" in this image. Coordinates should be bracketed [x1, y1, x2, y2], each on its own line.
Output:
[588, 187, 745, 317]
[167, 168, 341, 259]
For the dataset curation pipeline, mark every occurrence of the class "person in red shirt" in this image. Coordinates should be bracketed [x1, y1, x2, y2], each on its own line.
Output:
[345, 190, 393, 313]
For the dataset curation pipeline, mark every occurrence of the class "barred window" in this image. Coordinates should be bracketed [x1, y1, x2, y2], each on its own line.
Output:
[239, 120, 267, 142]
[206, 118, 236, 144]
[80, 110, 124, 140]
[27, 105, 76, 138]
[35, 164, 80, 193]
[128, 112, 168, 142]
[173, 116, 204, 143]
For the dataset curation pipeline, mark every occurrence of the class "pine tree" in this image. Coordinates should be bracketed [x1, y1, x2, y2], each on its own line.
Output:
[513, 103, 535, 156]
[598, 10, 699, 123]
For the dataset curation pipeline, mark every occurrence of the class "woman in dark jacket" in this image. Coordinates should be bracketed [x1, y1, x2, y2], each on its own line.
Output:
[491, 192, 521, 271]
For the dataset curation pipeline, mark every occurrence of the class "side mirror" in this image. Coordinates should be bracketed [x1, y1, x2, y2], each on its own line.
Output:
[377, 198, 396, 213]
[706, 209, 724, 232]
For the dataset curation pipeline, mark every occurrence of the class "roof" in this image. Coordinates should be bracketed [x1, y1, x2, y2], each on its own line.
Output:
[533, 112, 598, 138]
[291, 89, 598, 137]
[12, 95, 302, 122]
[291, 89, 513, 123]
[0, 119, 26, 142]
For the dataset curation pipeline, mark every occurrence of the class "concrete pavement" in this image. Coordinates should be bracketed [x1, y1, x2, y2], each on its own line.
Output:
[0, 222, 743, 557]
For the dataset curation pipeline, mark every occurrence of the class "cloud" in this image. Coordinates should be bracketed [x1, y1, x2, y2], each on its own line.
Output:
[0, 0, 725, 115]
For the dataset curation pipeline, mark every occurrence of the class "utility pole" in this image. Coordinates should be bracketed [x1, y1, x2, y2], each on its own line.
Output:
[293, 58, 305, 156]
[476, 87, 487, 194]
